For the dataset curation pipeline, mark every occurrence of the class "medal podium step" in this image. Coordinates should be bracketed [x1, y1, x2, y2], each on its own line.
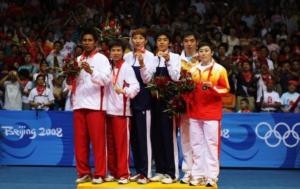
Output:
[77, 182, 217, 189]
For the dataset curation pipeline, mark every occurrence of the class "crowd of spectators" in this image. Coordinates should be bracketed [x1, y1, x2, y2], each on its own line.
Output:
[0, 0, 299, 112]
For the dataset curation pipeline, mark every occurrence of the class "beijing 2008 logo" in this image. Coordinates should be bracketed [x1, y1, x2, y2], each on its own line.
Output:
[255, 122, 300, 148]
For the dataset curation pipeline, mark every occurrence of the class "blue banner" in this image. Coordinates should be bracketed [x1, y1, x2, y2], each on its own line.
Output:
[221, 113, 300, 168]
[0, 111, 299, 168]
[0, 111, 74, 166]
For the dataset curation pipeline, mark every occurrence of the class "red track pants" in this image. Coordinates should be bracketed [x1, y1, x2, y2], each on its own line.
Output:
[74, 109, 106, 178]
[106, 116, 130, 179]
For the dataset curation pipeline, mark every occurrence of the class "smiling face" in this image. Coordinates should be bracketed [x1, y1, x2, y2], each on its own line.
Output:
[198, 45, 213, 64]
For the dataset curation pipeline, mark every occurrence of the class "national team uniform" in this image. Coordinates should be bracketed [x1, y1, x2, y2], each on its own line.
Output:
[106, 59, 140, 180]
[124, 50, 155, 179]
[179, 51, 198, 177]
[187, 59, 229, 183]
[150, 52, 181, 180]
[73, 50, 111, 179]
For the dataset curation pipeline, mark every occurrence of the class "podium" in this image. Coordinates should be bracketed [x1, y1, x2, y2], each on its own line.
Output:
[77, 182, 217, 189]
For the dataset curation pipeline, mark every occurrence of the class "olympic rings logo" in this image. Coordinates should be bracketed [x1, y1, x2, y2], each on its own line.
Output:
[255, 122, 300, 148]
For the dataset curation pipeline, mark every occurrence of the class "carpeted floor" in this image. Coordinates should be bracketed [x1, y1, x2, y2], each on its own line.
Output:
[0, 166, 299, 189]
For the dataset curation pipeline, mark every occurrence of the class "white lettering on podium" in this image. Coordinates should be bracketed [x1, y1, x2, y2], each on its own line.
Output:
[221, 129, 230, 139]
[1, 125, 63, 139]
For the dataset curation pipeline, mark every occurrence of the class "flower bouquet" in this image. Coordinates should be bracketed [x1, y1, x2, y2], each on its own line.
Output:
[61, 54, 82, 84]
[97, 16, 122, 42]
[147, 70, 196, 116]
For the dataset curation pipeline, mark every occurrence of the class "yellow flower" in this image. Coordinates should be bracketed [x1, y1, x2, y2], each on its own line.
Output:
[181, 60, 200, 83]
[190, 66, 201, 83]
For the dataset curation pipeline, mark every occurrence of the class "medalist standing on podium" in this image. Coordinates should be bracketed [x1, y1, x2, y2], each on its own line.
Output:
[124, 28, 155, 184]
[105, 39, 140, 184]
[188, 41, 229, 187]
[149, 29, 181, 184]
[73, 28, 111, 184]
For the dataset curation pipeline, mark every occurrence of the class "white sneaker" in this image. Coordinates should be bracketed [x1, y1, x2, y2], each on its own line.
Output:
[137, 175, 150, 184]
[104, 175, 115, 182]
[129, 174, 140, 182]
[150, 173, 165, 182]
[118, 177, 130, 184]
[189, 177, 206, 186]
[206, 178, 217, 187]
[76, 175, 91, 184]
[161, 174, 177, 184]
[180, 171, 191, 184]
[92, 177, 104, 184]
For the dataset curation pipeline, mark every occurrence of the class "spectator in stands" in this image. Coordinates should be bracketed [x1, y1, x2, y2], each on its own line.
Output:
[34, 52, 45, 70]
[33, 61, 54, 91]
[46, 40, 64, 75]
[264, 33, 280, 53]
[18, 52, 38, 77]
[28, 74, 54, 111]
[269, 50, 280, 70]
[0, 49, 6, 77]
[256, 60, 277, 102]
[223, 27, 240, 56]
[278, 43, 292, 63]
[62, 80, 72, 111]
[52, 74, 64, 111]
[3, 44, 22, 71]
[259, 46, 274, 71]
[291, 59, 300, 80]
[280, 80, 300, 112]
[236, 61, 258, 111]
[18, 69, 33, 110]
[210, 32, 223, 50]
[278, 61, 298, 93]
[61, 32, 76, 57]
[214, 43, 230, 69]
[257, 80, 281, 112]
[0, 70, 22, 110]
[238, 98, 252, 113]
[0, 0, 299, 115]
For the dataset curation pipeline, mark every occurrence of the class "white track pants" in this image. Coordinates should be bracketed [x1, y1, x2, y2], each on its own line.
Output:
[180, 114, 193, 173]
[189, 119, 220, 180]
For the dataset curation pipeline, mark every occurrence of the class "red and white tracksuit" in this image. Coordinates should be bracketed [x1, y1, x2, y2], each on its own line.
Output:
[106, 60, 140, 179]
[187, 60, 229, 180]
[73, 51, 111, 178]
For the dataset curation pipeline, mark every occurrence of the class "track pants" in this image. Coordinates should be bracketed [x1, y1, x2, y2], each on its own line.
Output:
[180, 114, 193, 174]
[189, 119, 221, 180]
[106, 116, 130, 179]
[151, 100, 179, 179]
[74, 109, 106, 178]
[130, 110, 152, 178]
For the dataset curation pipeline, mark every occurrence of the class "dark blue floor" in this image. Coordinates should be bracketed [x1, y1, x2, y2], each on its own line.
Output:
[0, 166, 299, 189]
